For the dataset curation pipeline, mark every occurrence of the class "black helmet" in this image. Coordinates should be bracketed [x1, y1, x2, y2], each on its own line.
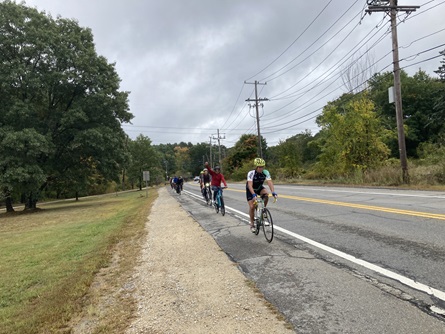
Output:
[214, 166, 220, 170]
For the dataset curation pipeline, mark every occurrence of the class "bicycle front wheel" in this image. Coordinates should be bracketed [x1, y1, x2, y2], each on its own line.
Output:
[214, 198, 219, 213]
[262, 208, 274, 242]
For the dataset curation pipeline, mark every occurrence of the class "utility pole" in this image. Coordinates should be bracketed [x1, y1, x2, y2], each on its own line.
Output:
[213, 129, 225, 170]
[245, 80, 268, 158]
[209, 136, 213, 168]
[366, 0, 419, 184]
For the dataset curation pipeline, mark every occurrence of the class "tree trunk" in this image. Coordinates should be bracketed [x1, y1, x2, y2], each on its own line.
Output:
[75, 191, 79, 201]
[5, 196, 14, 212]
[25, 192, 38, 210]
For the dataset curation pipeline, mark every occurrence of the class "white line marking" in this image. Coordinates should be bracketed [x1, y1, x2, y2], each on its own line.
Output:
[272, 226, 445, 303]
[183, 189, 445, 304]
[277, 186, 445, 199]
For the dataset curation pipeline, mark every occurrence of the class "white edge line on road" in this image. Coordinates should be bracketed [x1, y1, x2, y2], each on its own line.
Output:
[182, 190, 445, 307]
[277, 186, 445, 199]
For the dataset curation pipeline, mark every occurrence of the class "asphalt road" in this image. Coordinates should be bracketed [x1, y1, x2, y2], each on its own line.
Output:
[172, 182, 445, 333]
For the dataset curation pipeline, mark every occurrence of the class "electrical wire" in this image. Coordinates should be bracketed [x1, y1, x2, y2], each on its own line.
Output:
[244, 0, 334, 82]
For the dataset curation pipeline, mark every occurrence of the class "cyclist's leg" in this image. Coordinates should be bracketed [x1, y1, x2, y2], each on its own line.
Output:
[259, 187, 269, 206]
[246, 188, 256, 231]
[211, 186, 218, 202]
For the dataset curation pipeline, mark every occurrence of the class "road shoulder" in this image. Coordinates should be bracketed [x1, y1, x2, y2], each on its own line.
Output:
[125, 187, 294, 333]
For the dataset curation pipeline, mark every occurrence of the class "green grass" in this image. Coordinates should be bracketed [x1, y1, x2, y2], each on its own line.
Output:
[0, 190, 155, 334]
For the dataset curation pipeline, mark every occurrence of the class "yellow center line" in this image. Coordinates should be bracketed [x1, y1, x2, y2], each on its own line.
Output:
[223, 187, 445, 221]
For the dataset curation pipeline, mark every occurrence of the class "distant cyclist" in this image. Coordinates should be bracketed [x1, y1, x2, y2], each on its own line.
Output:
[204, 162, 227, 203]
[246, 158, 277, 233]
[176, 176, 184, 193]
[171, 176, 178, 190]
[200, 168, 212, 198]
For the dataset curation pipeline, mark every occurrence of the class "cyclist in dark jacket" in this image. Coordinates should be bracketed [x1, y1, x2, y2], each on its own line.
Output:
[176, 176, 184, 193]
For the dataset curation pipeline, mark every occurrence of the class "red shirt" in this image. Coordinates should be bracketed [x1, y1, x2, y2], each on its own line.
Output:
[207, 166, 227, 187]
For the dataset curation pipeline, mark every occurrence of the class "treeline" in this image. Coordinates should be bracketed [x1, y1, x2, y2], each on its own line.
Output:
[171, 59, 445, 186]
[224, 65, 445, 185]
[1, 2, 445, 212]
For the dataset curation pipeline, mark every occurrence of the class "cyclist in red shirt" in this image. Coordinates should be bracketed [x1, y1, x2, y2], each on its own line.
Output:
[204, 162, 228, 203]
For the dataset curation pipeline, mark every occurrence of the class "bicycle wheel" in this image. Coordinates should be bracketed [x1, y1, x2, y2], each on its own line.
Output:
[220, 197, 225, 216]
[207, 188, 212, 205]
[253, 207, 260, 235]
[214, 196, 219, 213]
[262, 208, 274, 242]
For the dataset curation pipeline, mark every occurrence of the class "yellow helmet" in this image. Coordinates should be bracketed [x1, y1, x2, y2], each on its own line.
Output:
[254, 157, 266, 167]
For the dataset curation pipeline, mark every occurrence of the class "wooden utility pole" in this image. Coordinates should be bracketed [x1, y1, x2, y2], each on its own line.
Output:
[213, 129, 225, 170]
[366, 0, 419, 184]
[245, 80, 268, 158]
[209, 136, 213, 168]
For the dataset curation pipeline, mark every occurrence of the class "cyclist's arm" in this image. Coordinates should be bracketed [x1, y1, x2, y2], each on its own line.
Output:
[221, 174, 228, 187]
[247, 180, 256, 197]
[266, 179, 275, 194]
[204, 162, 216, 177]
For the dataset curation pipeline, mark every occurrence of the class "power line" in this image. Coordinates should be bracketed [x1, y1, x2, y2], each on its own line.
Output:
[244, 0, 334, 81]
[259, 0, 362, 83]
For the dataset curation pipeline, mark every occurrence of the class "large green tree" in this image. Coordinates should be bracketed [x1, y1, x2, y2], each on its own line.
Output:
[269, 130, 318, 178]
[225, 134, 266, 172]
[314, 95, 390, 177]
[0, 2, 132, 210]
[189, 142, 212, 176]
[127, 135, 162, 190]
[368, 70, 443, 157]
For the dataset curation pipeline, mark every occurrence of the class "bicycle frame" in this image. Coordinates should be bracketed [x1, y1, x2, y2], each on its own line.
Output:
[203, 183, 212, 204]
[215, 188, 223, 206]
[214, 186, 226, 216]
[253, 195, 276, 242]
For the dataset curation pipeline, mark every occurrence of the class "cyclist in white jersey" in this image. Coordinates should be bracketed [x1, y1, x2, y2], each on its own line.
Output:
[246, 158, 277, 233]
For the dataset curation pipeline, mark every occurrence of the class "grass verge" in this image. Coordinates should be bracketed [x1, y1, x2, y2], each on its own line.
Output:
[0, 189, 157, 334]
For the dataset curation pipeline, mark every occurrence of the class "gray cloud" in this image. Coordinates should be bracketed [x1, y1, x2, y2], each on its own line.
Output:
[23, 0, 445, 146]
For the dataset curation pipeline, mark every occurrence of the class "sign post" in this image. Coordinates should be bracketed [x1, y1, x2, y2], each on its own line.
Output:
[143, 171, 150, 197]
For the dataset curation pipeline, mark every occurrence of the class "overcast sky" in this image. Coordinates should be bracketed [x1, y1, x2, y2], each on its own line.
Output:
[22, 0, 445, 147]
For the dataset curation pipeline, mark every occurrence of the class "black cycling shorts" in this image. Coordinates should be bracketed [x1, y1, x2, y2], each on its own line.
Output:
[246, 186, 265, 201]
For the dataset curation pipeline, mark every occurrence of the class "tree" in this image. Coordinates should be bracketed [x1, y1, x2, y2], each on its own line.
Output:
[0, 2, 132, 210]
[314, 95, 390, 177]
[432, 49, 445, 136]
[435, 49, 445, 80]
[127, 135, 162, 190]
[174, 146, 191, 177]
[224, 134, 259, 173]
[189, 142, 211, 176]
[368, 69, 443, 157]
[270, 130, 317, 178]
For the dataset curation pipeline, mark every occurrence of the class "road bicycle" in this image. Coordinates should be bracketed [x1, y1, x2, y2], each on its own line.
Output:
[202, 182, 212, 205]
[213, 186, 226, 216]
[253, 195, 277, 243]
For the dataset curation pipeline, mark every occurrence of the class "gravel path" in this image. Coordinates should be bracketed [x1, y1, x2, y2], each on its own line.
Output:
[125, 187, 294, 333]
